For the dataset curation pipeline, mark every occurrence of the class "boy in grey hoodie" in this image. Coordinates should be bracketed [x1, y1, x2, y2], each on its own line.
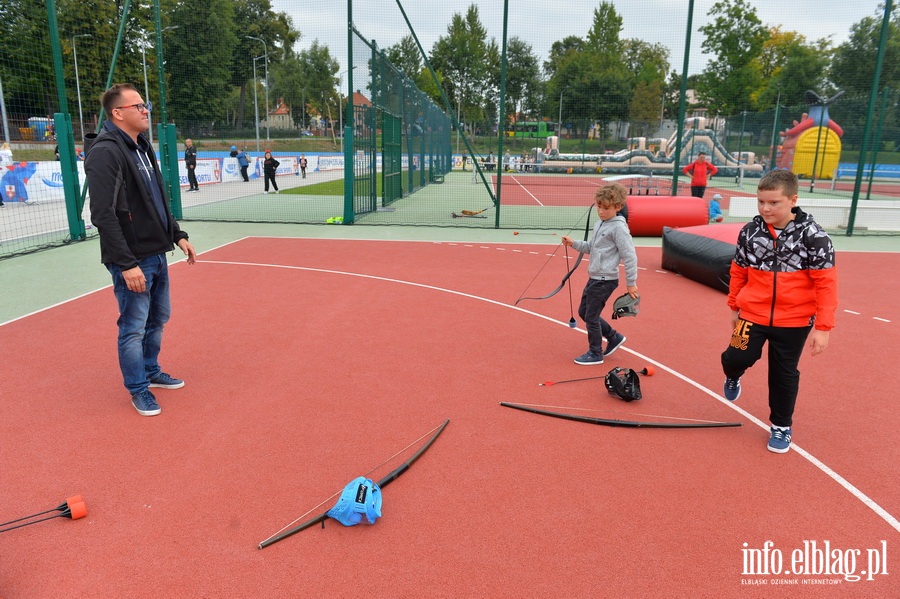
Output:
[562, 183, 639, 365]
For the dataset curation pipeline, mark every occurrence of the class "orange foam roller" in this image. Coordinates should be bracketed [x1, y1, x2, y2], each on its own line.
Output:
[626, 195, 709, 237]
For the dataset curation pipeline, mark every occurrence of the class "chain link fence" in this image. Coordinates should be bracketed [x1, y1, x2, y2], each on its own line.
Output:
[2, 0, 898, 258]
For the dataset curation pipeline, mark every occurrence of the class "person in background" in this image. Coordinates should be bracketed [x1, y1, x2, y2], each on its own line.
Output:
[237, 148, 250, 182]
[709, 193, 725, 222]
[229, 145, 238, 158]
[84, 82, 196, 417]
[299, 153, 308, 178]
[0, 142, 13, 167]
[184, 138, 198, 192]
[0, 142, 10, 206]
[263, 150, 280, 194]
[682, 151, 718, 198]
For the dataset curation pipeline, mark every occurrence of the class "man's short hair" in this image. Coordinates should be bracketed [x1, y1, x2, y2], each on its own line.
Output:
[596, 183, 628, 208]
[758, 169, 799, 197]
[100, 83, 138, 116]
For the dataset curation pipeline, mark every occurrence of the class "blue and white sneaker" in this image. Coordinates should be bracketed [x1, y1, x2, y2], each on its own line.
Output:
[767, 427, 792, 453]
[149, 372, 185, 389]
[723, 377, 741, 401]
[574, 351, 604, 365]
[132, 390, 161, 416]
[603, 333, 626, 357]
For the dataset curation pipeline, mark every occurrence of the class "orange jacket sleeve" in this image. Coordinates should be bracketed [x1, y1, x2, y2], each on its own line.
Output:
[809, 267, 839, 330]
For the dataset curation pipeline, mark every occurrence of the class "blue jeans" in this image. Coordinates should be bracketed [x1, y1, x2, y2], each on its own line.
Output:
[107, 254, 171, 395]
[578, 278, 620, 354]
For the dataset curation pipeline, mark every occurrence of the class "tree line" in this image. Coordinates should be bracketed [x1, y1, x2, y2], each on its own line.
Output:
[0, 0, 896, 141]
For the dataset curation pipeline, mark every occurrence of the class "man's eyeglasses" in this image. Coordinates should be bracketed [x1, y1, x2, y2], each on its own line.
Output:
[114, 102, 153, 113]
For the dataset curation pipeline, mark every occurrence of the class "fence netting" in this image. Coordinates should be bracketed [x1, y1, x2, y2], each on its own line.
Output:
[2, 0, 899, 258]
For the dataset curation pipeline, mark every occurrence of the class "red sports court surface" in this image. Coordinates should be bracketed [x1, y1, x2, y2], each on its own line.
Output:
[494, 173, 723, 207]
[0, 237, 897, 597]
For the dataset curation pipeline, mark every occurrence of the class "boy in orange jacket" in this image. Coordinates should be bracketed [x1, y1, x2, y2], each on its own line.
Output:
[720, 170, 838, 453]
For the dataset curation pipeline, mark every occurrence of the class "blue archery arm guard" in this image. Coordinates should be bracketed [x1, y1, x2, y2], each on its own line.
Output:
[326, 477, 383, 526]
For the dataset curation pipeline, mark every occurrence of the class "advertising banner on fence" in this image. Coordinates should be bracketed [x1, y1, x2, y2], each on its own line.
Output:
[1, 161, 79, 204]
[178, 158, 222, 188]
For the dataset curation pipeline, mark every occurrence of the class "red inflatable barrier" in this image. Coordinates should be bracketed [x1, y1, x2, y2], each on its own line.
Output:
[626, 195, 709, 237]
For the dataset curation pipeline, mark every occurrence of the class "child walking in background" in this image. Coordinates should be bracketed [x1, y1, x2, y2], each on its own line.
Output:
[721, 170, 837, 453]
[562, 184, 639, 365]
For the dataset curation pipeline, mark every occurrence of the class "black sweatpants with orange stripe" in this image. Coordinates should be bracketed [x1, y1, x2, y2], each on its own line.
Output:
[721, 318, 812, 427]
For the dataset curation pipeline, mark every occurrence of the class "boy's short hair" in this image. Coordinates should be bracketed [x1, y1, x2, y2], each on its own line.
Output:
[595, 183, 627, 208]
[758, 169, 799, 197]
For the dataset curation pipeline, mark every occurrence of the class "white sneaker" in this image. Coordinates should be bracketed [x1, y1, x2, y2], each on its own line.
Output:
[264, 191, 269, 194]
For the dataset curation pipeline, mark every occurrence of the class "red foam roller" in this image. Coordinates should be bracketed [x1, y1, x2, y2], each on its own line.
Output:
[626, 196, 709, 237]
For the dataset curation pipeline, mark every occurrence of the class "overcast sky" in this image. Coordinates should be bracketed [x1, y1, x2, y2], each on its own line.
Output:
[273, 0, 883, 86]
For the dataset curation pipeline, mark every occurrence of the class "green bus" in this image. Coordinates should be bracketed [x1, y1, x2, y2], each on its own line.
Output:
[507, 121, 554, 138]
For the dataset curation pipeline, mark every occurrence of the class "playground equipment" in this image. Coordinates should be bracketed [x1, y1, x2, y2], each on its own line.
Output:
[776, 91, 844, 179]
[540, 117, 765, 179]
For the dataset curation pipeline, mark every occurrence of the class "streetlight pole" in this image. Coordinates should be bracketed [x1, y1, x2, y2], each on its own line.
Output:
[72, 33, 91, 142]
[251, 56, 261, 152]
[337, 67, 357, 153]
[141, 43, 152, 143]
[246, 36, 269, 142]
[557, 86, 569, 147]
[0, 75, 9, 144]
[144, 26, 178, 144]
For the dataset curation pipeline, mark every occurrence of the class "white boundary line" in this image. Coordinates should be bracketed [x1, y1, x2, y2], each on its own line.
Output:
[198, 257, 900, 535]
[0, 237, 250, 327]
[506, 175, 545, 206]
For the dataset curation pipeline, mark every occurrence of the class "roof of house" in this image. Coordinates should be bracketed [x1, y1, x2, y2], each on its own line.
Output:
[269, 98, 291, 116]
[352, 91, 372, 107]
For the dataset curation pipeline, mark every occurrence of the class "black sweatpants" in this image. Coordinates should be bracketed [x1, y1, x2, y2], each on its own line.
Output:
[578, 278, 620, 355]
[264, 172, 278, 192]
[690, 185, 706, 198]
[721, 318, 812, 427]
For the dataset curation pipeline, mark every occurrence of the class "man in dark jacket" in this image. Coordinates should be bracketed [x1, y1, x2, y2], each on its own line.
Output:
[184, 138, 198, 191]
[85, 83, 196, 417]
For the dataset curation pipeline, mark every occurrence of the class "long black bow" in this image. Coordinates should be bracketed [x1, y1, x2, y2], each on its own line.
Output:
[500, 402, 742, 429]
[258, 419, 450, 549]
[514, 209, 592, 306]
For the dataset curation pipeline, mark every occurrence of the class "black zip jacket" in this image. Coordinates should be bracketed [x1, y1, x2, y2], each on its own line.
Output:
[85, 121, 188, 270]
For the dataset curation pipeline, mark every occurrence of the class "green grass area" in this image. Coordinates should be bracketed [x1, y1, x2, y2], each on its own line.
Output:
[282, 177, 343, 195]
[282, 172, 387, 196]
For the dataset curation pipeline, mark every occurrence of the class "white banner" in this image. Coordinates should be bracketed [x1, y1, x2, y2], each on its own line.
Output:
[178, 158, 221, 188]
[251, 156, 298, 178]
